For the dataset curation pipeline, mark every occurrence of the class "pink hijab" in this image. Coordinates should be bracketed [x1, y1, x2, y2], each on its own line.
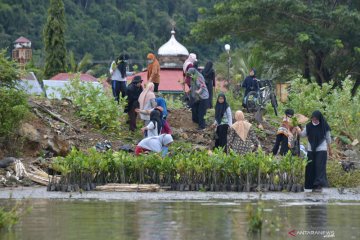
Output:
[183, 53, 197, 73]
[138, 82, 155, 109]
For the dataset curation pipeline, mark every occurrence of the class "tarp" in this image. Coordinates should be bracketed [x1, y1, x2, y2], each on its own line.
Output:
[43, 80, 103, 99]
[17, 80, 44, 95]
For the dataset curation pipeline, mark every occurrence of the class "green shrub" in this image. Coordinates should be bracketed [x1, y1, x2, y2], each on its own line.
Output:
[0, 88, 29, 137]
[52, 147, 307, 189]
[327, 161, 360, 188]
[286, 76, 360, 139]
[60, 76, 126, 131]
[0, 202, 32, 231]
[0, 49, 20, 89]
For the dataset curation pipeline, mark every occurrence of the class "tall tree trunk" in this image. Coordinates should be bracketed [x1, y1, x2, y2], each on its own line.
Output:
[352, 77, 360, 96]
[314, 51, 331, 86]
[303, 50, 311, 82]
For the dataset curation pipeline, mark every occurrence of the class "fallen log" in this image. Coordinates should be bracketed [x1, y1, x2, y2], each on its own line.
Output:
[28, 100, 80, 133]
[95, 183, 160, 192]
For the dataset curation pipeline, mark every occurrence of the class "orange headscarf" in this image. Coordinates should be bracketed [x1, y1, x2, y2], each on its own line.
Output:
[231, 111, 252, 141]
[147, 53, 156, 60]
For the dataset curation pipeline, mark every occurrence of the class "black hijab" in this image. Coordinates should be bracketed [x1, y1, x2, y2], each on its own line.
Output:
[215, 93, 229, 124]
[150, 110, 163, 135]
[306, 110, 331, 152]
[203, 61, 214, 79]
[116, 54, 127, 78]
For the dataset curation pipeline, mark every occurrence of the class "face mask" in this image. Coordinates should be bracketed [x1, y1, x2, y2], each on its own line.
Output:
[312, 121, 319, 126]
[147, 60, 154, 64]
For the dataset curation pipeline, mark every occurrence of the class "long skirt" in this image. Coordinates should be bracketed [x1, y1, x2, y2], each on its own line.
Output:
[215, 124, 229, 151]
[305, 151, 328, 189]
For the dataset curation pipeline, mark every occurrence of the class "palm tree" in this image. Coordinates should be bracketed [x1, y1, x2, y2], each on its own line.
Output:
[67, 51, 93, 73]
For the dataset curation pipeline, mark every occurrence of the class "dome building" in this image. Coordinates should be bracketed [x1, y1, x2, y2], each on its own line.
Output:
[158, 30, 189, 68]
[128, 30, 189, 93]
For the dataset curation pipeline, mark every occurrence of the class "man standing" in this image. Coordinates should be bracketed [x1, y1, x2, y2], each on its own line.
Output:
[242, 68, 259, 107]
[147, 53, 160, 93]
[126, 76, 143, 131]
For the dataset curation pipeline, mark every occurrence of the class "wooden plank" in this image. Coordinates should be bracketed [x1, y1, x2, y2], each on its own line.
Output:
[95, 184, 160, 192]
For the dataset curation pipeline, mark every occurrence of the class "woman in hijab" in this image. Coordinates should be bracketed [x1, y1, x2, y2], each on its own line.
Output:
[187, 68, 209, 130]
[213, 93, 232, 151]
[155, 97, 168, 119]
[147, 53, 161, 92]
[299, 110, 331, 192]
[109, 54, 128, 102]
[227, 111, 259, 154]
[203, 61, 216, 109]
[136, 82, 157, 126]
[135, 134, 174, 157]
[154, 99, 172, 134]
[183, 53, 197, 88]
[141, 109, 163, 137]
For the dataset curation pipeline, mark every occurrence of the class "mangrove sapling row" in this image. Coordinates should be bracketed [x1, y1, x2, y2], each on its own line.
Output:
[49, 147, 308, 192]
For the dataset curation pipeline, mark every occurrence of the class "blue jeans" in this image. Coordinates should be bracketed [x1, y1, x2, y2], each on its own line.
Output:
[112, 80, 127, 102]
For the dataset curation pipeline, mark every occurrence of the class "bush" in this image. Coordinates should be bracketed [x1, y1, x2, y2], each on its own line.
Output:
[60, 76, 126, 131]
[0, 49, 20, 89]
[286, 76, 360, 139]
[327, 161, 360, 188]
[0, 88, 29, 137]
[51, 147, 307, 191]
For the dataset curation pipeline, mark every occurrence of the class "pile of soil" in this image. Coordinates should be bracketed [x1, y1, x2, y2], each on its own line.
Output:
[167, 108, 277, 152]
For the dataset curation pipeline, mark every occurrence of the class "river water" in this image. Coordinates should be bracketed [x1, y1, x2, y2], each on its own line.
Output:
[1, 198, 359, 240]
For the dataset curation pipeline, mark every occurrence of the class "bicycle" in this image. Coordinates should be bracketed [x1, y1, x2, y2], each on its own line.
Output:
[244, 79, 278, 116]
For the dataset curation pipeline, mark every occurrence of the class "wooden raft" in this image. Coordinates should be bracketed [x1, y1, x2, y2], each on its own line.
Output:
[95, 184, 160, 192]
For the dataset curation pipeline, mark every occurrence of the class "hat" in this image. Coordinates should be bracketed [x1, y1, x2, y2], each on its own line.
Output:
[132, 76, 143, 83]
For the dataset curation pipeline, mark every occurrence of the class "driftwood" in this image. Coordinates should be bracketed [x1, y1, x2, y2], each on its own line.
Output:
[95, 183, 160, 192]
[28, 100, 80, 132]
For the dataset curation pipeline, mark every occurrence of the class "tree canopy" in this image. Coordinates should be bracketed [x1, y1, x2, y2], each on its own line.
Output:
[0, 0, 220, 74]
[192, 0, 360, 93]
[43, 0, 67, 78]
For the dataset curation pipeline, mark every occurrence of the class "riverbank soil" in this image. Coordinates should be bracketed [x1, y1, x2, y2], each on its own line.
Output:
[0, 97, 359, 188]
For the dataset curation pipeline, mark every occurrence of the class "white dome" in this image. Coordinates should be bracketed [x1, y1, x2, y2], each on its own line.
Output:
[158, 30, 189, 56]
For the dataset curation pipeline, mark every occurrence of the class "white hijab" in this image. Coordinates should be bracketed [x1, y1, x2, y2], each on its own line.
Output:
[183, 53, 197, 73]
[138, 134, 173, 152]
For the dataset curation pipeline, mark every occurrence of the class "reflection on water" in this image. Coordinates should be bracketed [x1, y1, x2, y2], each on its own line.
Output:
[0, 199, 359, 240]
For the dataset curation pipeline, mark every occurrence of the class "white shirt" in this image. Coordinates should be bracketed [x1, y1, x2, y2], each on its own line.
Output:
[146, 121, 159, 137]
[109, 61, 126, 81]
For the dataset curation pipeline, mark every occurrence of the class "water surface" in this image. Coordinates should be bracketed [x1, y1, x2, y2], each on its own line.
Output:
[1, 199, 359, 240]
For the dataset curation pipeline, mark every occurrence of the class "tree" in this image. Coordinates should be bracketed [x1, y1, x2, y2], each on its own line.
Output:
[67, 51, 93, 73]
[192, 0, 360, 94]
[0, 49, 20, 88]
[43, 0, 67, 78]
